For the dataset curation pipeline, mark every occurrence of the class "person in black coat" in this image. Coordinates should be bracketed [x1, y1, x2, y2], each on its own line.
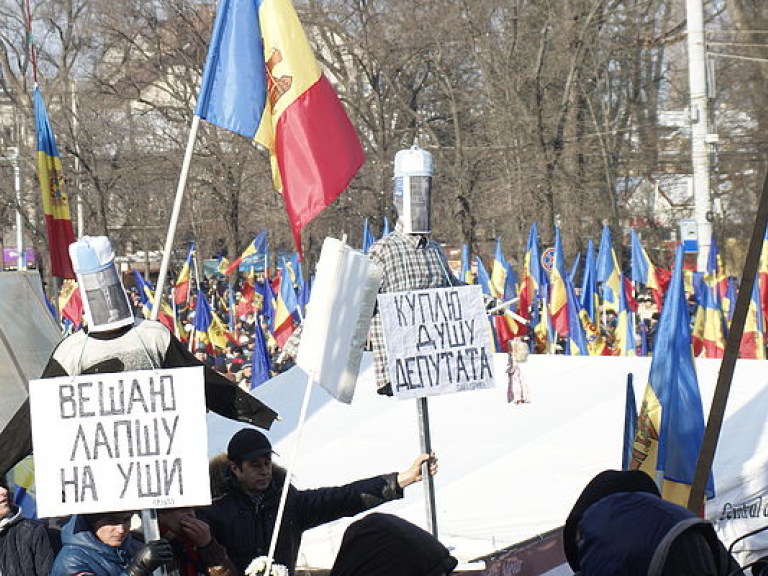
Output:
[198, 428, 438, 574]
[329, 512, 457, 576]
[562, 469, 740, 576]
[0, 475, 54, 576]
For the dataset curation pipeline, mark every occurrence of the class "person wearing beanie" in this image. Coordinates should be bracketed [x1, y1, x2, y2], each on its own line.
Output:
[199, 428, 439, 574]
[329, 513, 457, 576]
[0, 476, 54, 576]
[563, 469, 738, 576]
[51, 512, 173, 576]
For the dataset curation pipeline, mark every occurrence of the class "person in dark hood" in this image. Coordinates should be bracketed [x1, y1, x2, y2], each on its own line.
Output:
[51, 511, 173, 576]
[563, 469, 739, 576]
[329, 512, 457, 576]
[0, 475, 54, 575]
[198, 428, 438, 574]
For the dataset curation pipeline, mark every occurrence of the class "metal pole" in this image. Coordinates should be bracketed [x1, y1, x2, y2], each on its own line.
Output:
[686, 0, 713, 272]
[688, 166, 768, 511]
[13, 147, 25, 271]
[417, 396, 438, 537]
[71, 79, 83, 237]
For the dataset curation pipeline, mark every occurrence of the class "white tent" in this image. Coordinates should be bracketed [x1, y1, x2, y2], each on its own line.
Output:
[207, 352, 768, 571]
[0, 272, 62, 477]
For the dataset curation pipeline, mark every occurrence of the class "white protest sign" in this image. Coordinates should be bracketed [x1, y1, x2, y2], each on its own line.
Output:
[378, 285, 495, 399]
[296, 237, 382, 403]
[29, 366, 210, 517]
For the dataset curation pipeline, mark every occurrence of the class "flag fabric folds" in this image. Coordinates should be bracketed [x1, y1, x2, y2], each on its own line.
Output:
[34, 87, 75, 279]
[491, 238, 517, 301]
[362, 218, 375, 254]
[132, 269, 176, 333]
[549, 227, 569, 336]
[519, 223, 542, 326]
[195, 0, 365, 253]
[250, 316, 272, 388]
[580, 239, 598, 323]
[597, 225, 621, 311]
[174, 243, 195, 306]
[226, 230, 268, 276]
[631, 246, 714, 507]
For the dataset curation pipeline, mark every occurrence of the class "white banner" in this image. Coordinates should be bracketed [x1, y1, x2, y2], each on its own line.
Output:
[297, 237, 382, 403]
[378, 285, 494, 399]
[30, 366, 210, 517]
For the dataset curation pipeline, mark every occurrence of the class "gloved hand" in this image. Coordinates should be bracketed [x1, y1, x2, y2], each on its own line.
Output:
[125, 539, 174, 576]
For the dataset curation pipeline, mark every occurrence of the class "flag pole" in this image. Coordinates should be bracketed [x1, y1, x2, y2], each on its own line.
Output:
[151, 115, 201, 321]
[263, 235, 348, 576]
[687, 166, 768, 511]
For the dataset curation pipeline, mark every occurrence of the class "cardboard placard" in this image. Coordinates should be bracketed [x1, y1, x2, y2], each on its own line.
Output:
[378, 285, 495, 399]
[29, 366, 210, 517]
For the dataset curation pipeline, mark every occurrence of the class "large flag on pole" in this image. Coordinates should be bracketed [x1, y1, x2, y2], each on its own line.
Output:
[194, 0, 365, 253]
[34, 87, 75, 279]
[631, 246, 714, 507]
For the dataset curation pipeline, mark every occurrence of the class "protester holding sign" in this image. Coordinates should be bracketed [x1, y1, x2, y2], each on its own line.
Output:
[0, 475, 54, 576]
[199, 428, 438, 574]
[51, 512, 173, 576]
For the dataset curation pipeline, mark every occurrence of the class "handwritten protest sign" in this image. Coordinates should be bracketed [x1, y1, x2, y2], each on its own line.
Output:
[29, 366, 210, 517]
[378, 285, 495, 399]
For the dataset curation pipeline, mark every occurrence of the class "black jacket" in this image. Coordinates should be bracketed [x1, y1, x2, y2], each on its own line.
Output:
[198, 467, 403, 574]
[0, 508, 54, 576]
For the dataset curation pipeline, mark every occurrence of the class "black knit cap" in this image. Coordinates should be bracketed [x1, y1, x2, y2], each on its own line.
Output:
[562, 469, 660, 571]
[227, 428, 274, 461]
[330, 513, 458, 576]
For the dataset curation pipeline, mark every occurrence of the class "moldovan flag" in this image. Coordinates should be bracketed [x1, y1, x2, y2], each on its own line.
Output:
[226, 230, 267, 276]
[631, 246, 714, 507]
[174, 243, 195, 306]
[549, 227, 569, 336]
[195, 0, 365, 254]
[34, 87, 75, 279]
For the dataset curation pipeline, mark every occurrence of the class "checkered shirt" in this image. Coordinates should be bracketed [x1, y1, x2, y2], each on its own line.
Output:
[368, 228, 461, 391]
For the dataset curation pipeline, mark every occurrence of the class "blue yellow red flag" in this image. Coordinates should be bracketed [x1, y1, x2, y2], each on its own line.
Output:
[519, 223, 542, 322]
[549, 227, 569, 336]
[251, 316, 272, 388]
[580, 239, 598, 322]
[597, 225, 621, 311]
[174, 243, 195, 307]
[34, 87, 75, 279]
[226, 230, 268, 275]
[631, 246, 714, 506]
[565, 278, 588, 355]
[475, 255, 493, 296]
[614, 274, 636, 357]
[195, 0, 364, 253]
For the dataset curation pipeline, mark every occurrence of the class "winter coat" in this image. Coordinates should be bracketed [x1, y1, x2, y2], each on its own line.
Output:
[51, 515, 142, 576]
[577, 492, 737, 576]
[198, 466, 403, 574]
[0, 507, 54, 576]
